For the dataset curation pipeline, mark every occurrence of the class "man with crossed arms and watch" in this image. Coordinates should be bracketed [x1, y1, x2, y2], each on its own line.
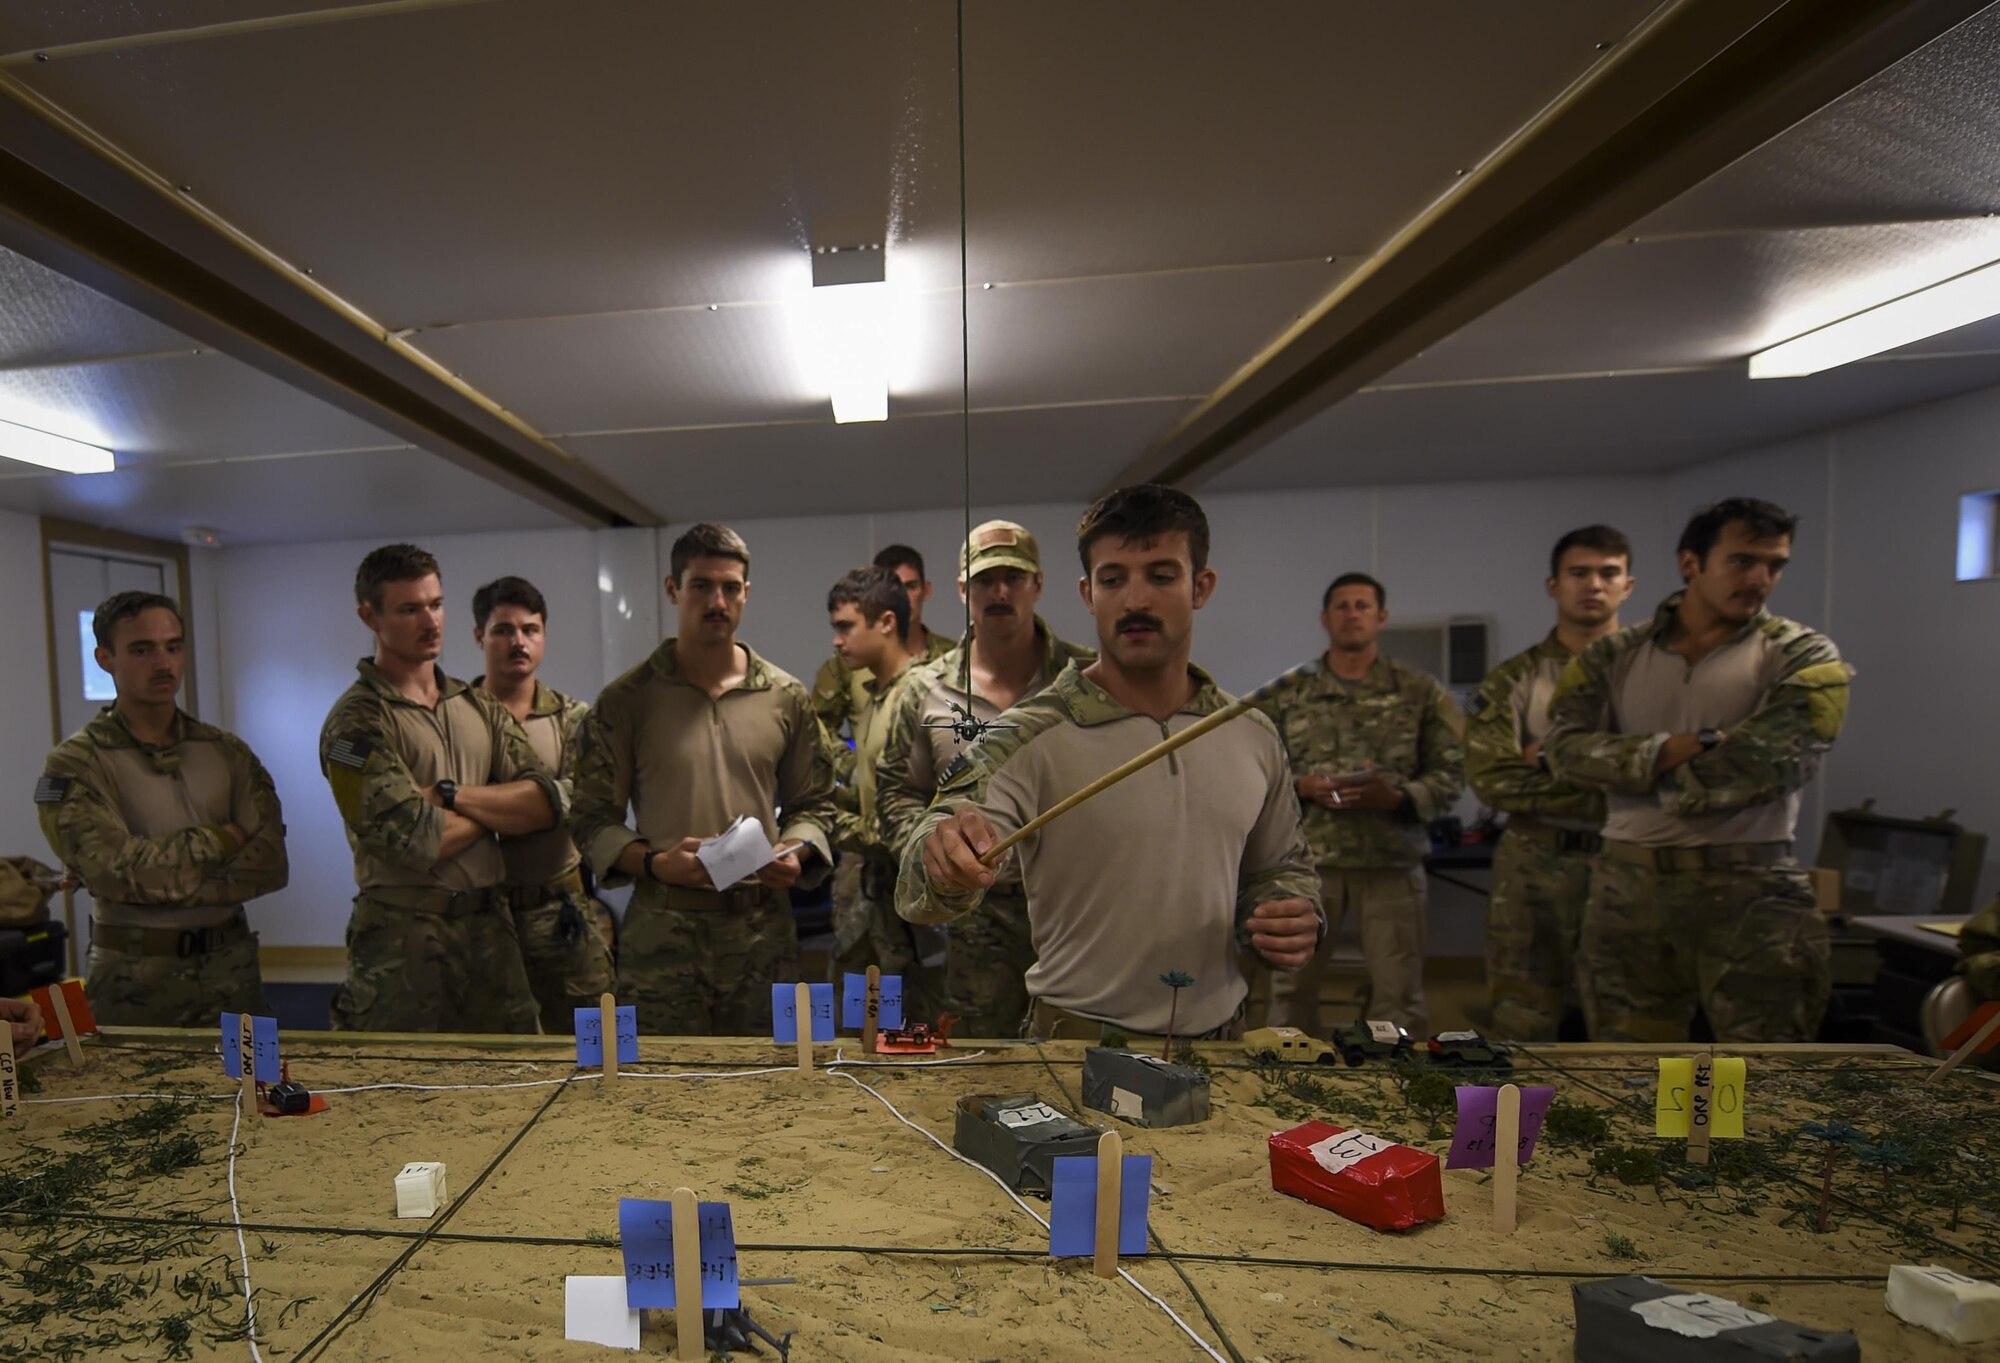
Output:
[1544, 499, 1853, 1044]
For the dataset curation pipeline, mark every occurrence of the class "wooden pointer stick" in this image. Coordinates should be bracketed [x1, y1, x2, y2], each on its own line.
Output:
[1928, 1007, 2000, 1084]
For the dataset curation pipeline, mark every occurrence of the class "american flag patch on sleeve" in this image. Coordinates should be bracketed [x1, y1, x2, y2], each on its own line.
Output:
[326, 736, 374, 770]
[33, 774, 71, 805]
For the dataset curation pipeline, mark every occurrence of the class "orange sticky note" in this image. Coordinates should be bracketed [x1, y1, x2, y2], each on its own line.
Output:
[29, 979, 96, 1039]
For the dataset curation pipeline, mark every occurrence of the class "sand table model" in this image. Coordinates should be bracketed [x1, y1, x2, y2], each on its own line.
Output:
[1, 1028, 1997, 1361]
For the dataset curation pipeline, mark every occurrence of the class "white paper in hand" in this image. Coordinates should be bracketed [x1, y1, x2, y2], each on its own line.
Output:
[564, 1275, 640, 1349]
[696, 815, 777, 889]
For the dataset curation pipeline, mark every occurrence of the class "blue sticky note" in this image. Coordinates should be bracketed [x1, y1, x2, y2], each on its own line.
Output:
[770, 983, 835, 1043]
[1049, 1153, 1152, 1258]
[220, 1013, 280, 1083]
[618, 1198, 739, 1310]
[573, 1005, 640, 1066]
[840, 973, 904, 1031]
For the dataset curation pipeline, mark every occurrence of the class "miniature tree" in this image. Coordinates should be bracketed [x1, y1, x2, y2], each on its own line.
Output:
[1159, 971, 1195, 1060]
[1800, 1119, 1865, 1232]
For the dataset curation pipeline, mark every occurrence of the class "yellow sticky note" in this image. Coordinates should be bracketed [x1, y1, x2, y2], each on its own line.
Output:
[1655, 1056, 1747, 1138]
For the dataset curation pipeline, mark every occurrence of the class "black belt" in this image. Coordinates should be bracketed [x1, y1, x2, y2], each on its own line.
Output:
[1505, 817, 1603, 856]
[1603, 840, 1794, 873]
[661, 884, 769, 912]
[93, 912, 249, 959]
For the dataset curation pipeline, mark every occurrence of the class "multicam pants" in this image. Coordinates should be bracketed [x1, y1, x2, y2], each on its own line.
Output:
[617, 883, 800, 1036]
[831, 852, 945, 1026]
[944, 888, 1036, 1039]
[1267, 866, 1427, 1036]
[86, 926, 266, 1028]
[511, 887, 617, 1034]
[1578, 855, 1830, 1043]
[331, 891, 539, 1034]
[1485, 821, 1595, 1042]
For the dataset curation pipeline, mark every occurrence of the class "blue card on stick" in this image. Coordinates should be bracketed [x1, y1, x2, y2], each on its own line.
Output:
[220, 1013, 280, 1083]
[618, 1197, 739, 1309]
[1049, 1153, 1152, 1257]
[771, 983, 835, 1042]
[840, 972, 904, 1030]
[573, 1005, 639, 1066]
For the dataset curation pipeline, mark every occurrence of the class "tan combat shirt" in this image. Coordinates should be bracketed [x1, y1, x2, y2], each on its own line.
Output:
[474, 677, 588, 890]
[320, 659, 561, 894]
[897, 661, 1322, 1035]
[571, 639, 836, 887]
[37, 706, 288, 930]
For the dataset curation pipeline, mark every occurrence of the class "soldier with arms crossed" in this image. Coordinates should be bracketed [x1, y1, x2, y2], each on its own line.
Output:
[320, 545, 562, 1033]
[1546, 499, 1852, 1043]
[1466, 525, 1634, 1040]
[38, 591, 287, 1026]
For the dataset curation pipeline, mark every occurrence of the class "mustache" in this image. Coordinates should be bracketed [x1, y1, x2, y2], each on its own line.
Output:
[982, 603, 1014, 615]
[1115, 612, 1164, 634]
[507, 648, 531, 660]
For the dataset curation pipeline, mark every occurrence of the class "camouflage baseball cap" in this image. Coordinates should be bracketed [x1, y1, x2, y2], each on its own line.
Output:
[961, 520, 1041, 579]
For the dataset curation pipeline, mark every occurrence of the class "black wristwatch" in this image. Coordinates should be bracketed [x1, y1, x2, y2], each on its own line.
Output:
[644, 849, 666, 883]
[1697, 728, 1723, 752]
[436, 778, 458, 811]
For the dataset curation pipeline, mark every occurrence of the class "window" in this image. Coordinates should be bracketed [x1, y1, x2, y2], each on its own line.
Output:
[1956, 490, 2000, 581]
[79, 609, 114, 701]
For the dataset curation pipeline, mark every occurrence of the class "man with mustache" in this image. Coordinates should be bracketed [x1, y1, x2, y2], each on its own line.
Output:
[1467, 526, 1635, 1041]
[875, 520, 1094, 1036]
[1546, 499, 1853, 1043]
[37, 591, 288, 1026]
[471, 575, 615, 1032]
[320, 545, 561, 1032]
[1253, 573, 1466, 1038]
[571, 523, 837, 1035]
[898, 485, 1322, 1044]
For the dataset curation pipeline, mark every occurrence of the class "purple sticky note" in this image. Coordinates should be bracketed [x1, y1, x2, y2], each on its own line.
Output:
[840, 973, 904, 1030]
[617, 1197, 739, 1311]
[220, 1013, 281, 1083]
[1049, 1153, 1152, 1257]
[771, 983, 835, 1043]
[1445, 1085, 1555, 1169]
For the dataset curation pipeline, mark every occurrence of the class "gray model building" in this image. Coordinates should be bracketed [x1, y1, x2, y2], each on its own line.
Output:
[952, 1094, 1105, 1195]
[1573, 1276, 1859, 1362]
[1081, 1047, 1211, 1128]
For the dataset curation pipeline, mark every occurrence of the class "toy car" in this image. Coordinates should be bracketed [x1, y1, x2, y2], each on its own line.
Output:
[1426, 1030, 1512, 1069]
[1243, 1025, 1337, 1065]
[876, 1022, 939, 1054]
[1330, 1019, 1413, 1067]
[267, 1081, 313, 1115]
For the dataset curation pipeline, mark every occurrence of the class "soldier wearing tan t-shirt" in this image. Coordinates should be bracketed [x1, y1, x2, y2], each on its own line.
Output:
[38, 591, 287, 1027]
[571, 524, 837, 1035]
[472, 575, 615, 1033]
[902, 486, 1321, 1043]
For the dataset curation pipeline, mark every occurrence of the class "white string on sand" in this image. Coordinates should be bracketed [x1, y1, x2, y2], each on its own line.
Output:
[225, 1088, 268, 1363]
[829, 1048, 988, 1068]
[830, 1069, 1229, 1363]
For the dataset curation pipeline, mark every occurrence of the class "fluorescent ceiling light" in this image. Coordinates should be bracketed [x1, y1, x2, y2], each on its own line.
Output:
[0, 417, 115, 473]
[801, 245, 891, 424]
[1750, 258, 2000, 379]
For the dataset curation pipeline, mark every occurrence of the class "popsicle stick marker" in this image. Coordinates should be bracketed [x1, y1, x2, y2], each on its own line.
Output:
[670, 1185, 703, 1361]
[1094, 1129, 1124, 1279]
[0, 1047, 18, 1122]
[46, 983, 83, 1069]
[794, 982, 813, 1075]
[1928, 1007, 2000, 1084]
[863, 965, 881, 1055]
[1687, 1049, 1714, 1166]
[238, 1012, 261, 1140]
[1493, 1083, 1521, 1233]
[599, 992, 619, 1092]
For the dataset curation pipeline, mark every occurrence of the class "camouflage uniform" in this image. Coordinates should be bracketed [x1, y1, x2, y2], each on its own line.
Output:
[830, 658, 943, 1020]
[571, 639, 836, 1036]
[875, 618, 1095, 1036]
[1253, 656, 1464, 1036]
[897, 661, 1321, 1037]
[474, 676, 616, 1033]
[1545, 593, 1853, 1043]
[814, 627, 953, 953]
[321, 659, 560, 1033]
[36, 706, 287, 1027]
[1466, 631, 1604, 1041]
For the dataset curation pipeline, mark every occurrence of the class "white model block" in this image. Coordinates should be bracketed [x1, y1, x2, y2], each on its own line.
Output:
[395, 1161, 447, 1219]
[1886, 1264, 2000, 1344]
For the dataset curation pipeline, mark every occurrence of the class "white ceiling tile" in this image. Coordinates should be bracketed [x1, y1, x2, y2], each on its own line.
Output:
[0, 245, 194, 366]
[0, 444, 571, 544]
[563, 400, 1197, 520]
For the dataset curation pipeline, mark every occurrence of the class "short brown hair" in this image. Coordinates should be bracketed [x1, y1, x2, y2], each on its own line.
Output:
[1076, 484, 1210, 574]
[355, 543, 440, 609]
[472, 576, 547, 630]
[1549, 525, 1632, 578]
[827, 565, 910, 642]
[92, 591, 183, 650]
[670, 523, 750, 583]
